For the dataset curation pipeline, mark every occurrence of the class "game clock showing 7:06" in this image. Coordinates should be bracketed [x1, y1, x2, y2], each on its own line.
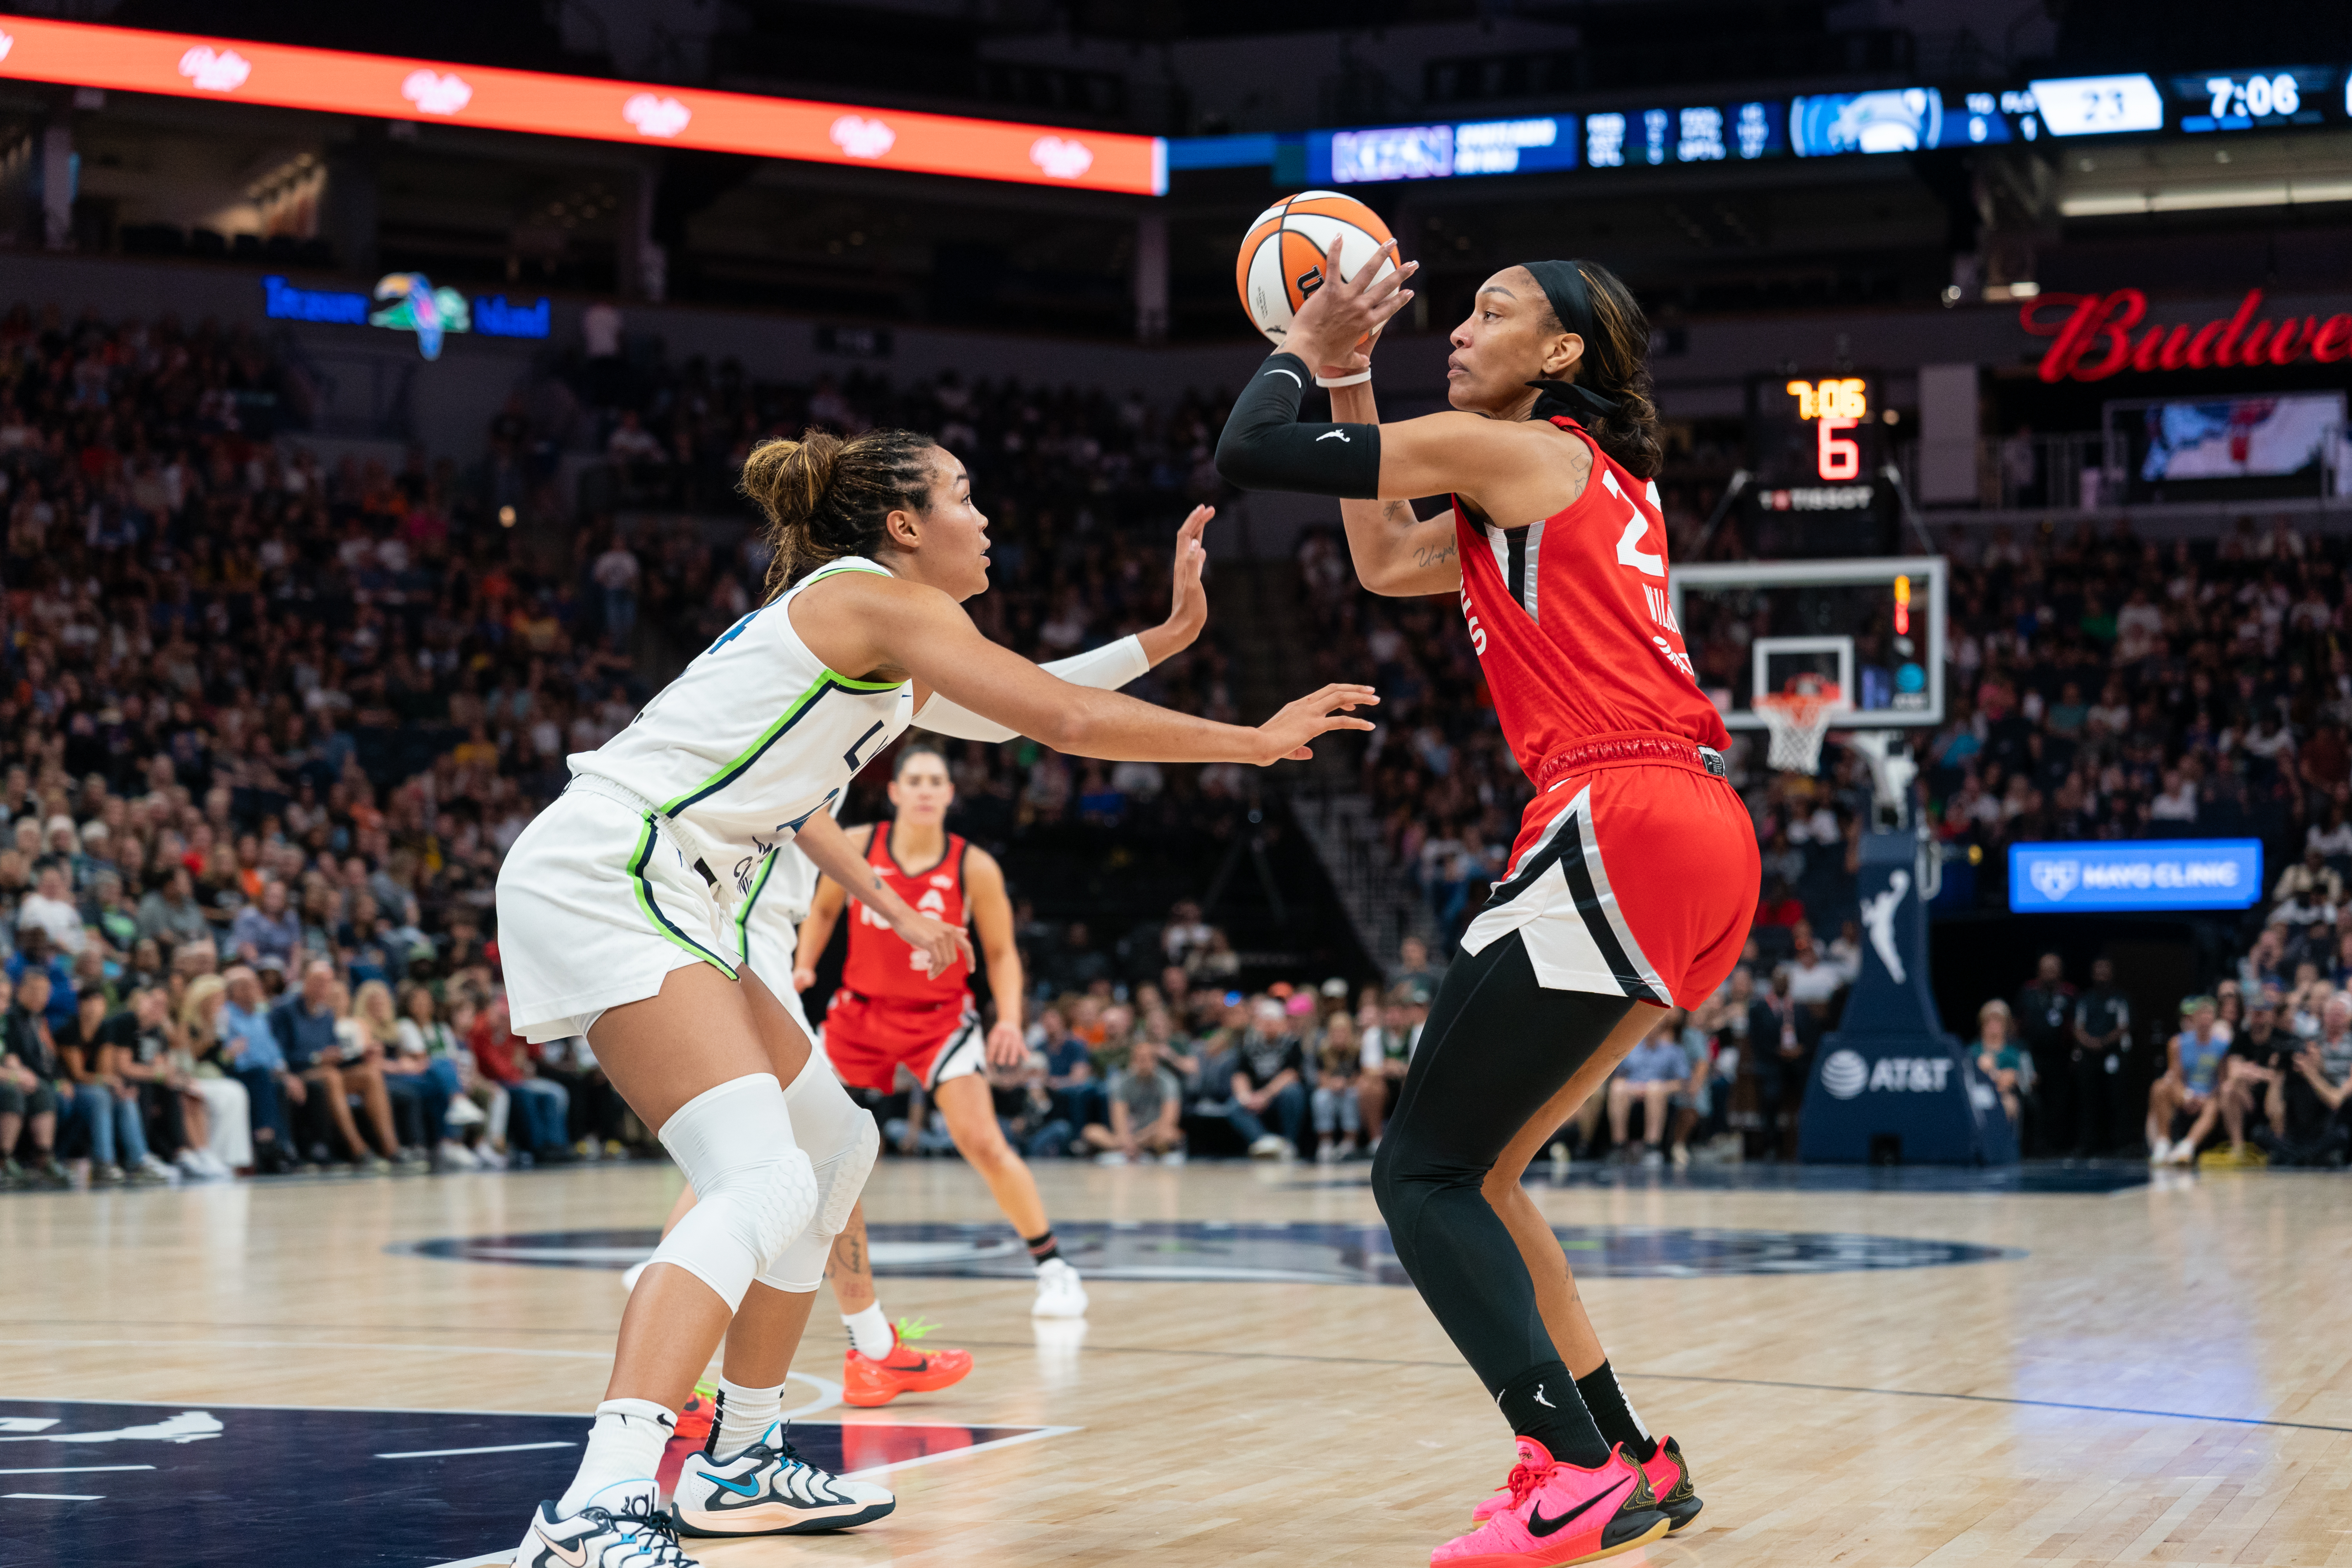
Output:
[2169, 66, 2336, 132]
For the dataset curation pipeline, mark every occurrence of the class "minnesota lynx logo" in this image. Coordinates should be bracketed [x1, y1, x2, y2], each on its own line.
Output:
[2029, 858, 2080, 901]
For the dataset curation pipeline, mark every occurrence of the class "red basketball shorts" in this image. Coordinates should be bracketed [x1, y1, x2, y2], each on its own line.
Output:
[1460, 757, 1759, 1009]
[821, 990, 985, 1093]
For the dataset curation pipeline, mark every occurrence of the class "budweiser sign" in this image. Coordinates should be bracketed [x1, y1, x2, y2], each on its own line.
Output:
[2020, 289, 2352, 383]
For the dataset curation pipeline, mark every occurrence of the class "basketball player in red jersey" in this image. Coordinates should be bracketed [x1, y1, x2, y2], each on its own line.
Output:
[1218, 242, 1757, 1568]
[793, 742, 1091, 1321]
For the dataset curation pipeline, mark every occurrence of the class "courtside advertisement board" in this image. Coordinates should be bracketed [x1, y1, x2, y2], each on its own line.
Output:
[0, 13, 1166, 194]
[2008, 840, 2263, 913]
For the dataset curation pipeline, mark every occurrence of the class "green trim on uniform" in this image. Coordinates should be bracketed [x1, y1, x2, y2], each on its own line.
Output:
[733, 848, 779, 965]
[659, 669, 900, 817]
[628, 814, 739, 981]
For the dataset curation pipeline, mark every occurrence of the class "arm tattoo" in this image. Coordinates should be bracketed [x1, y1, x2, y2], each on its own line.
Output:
[1412, 537, 1457, 569]
[1381, 500, 1413, 529]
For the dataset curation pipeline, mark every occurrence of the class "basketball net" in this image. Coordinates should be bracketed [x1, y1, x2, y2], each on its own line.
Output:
[1755, 680, 1847, 775]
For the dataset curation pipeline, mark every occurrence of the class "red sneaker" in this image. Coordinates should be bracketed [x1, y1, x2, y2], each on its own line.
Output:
[1432, 1439, 1667, 1567]
[1641, 1436, 1701, 1532]
[842, 1321, 974, 1408]
[1476, 1435, 1701, 1536]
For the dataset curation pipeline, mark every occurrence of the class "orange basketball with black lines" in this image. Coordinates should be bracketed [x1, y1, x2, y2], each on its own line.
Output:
[1235, 190, 1397, 347]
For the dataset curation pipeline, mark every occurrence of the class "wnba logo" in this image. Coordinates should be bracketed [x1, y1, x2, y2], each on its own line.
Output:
[1821, 1049, 1869, 1100]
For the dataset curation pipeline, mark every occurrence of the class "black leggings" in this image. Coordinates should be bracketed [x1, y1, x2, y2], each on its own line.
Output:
[1371, 930, 1635, 1398]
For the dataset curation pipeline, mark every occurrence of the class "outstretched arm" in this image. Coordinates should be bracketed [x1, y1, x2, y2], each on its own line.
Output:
[793, 573, 1375, 766]
[913, 505, 1212, 741]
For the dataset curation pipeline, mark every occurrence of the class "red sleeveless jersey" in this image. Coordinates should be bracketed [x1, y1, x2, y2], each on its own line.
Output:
[1452, 416, 1728, 787]
[841, 824, 972, 1005]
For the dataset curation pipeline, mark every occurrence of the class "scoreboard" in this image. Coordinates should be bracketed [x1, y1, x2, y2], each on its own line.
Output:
[1745, 373, 1897, 558]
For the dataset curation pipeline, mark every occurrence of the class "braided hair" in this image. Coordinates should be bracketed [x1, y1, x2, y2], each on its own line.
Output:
[738, 428, 942, 599]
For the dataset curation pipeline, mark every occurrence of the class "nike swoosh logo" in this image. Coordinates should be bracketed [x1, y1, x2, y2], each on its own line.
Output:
[533, 1526, 590, 1568]
[1316, 430, 1350, 442]
[702, 1471, 761, 1497]
[1528, 1474, 1633, 1538]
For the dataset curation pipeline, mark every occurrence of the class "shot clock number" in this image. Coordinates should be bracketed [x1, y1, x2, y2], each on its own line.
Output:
[1787, 377, 1867, 483]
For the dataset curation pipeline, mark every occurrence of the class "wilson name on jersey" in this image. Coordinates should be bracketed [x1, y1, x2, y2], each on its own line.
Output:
[1454, 418, 1727, 781]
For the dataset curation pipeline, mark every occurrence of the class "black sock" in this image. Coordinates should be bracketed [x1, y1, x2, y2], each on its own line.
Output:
[1495, 1361, 1610, 1468]
[1024, 1229, 1060, 1267]
[1574, 1361, 1657, 1463]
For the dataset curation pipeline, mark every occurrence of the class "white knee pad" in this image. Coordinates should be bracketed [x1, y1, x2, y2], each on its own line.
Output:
[651, 1073, 817, 1311]
[757, 1059, 881, 1293]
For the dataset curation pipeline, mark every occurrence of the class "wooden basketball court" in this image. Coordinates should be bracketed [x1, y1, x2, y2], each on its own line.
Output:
[4, 1159, 2345, 1566]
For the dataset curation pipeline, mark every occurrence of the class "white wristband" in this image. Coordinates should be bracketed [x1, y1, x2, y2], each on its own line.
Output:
[1315, 369, 1373, 388]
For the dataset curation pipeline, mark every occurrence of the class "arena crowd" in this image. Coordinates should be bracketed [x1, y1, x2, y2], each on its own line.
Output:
[2, 300, 2345, 1185]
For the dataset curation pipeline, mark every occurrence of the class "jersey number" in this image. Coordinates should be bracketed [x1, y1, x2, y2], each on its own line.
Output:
[1615, 513, 1664, 577]
[843, 721, 885, 773]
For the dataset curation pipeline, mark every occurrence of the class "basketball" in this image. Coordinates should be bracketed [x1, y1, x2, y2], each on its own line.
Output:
[1234, 189, 1397, 347]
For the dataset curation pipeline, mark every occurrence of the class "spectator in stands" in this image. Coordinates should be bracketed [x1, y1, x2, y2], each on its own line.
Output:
[1972, 999, 2027, 1128]
[2070, 958, 2131, 1154]
[18, 863, 89, 957]
[2218, 991, 2288, 1165]
[137, 868, 211, 951]
[1033, 1008, 1103, 1141]
[469, 998, 568, 1162]
[1309, 1011, 1364, 1162]
[272, 957, 405, 1171]
[1746, 967, 1815, 1159]
[1084, 1033, 1186, 1165]
[9, 930, 76, 1031]
[2262, 993, 2352, 1166]
[217, 966, 292, 1172]
[1783, 930, 1843, 1008]
[2275, 844, 2347, 910]
[395, 982, 482, 1168]
[2014, 954, 2078, 1155]
[2149, 997, 2229, 1165]
[1608, 1013, 1690, 1165]
[172, 975, 253, 1176]
[229, 881, 301, 971]
[57, 987, 168, 1183]
[1394, 935, 1444, 994]
[1356, 987, 1422, 1151]
[1227, 996, 1308, 1159]
[0, 971, 67, 1185]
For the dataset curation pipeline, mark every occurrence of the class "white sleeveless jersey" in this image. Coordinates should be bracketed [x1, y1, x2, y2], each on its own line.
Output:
[570, 558, 913, 901]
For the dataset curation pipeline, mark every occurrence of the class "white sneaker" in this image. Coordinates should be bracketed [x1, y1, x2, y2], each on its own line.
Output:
[673, 1423, 895, 1537]
[175, 1149, 212, 1180]
[1248, 1134, 1287, 1159]
[477, 1144, 508, 1169]
[437, 1138, 480, 1170]
[1094, 1151, 1129, 1166]
[138, 1152, 178, 1182]
[2149, 1137, 2172, 1165]
[514, 1490, 698, 1568]
[1156, 1149, 1186, 1167]
[621, 1260, 650, 1292]
[1032, 1256, 1089, 1318]
[2168, 1140, 2197, 1165]
[1314, 1141, 1341, 1165]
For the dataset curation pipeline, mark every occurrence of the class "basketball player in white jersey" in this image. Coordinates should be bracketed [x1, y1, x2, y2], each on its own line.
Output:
[495, 427, 1370, 1568]
[628, 509, 1214, 1417]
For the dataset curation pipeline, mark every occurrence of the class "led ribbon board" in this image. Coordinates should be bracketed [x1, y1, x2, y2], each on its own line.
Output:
[2009, 840, 2263, 913]
[0, 13, 1166, 195]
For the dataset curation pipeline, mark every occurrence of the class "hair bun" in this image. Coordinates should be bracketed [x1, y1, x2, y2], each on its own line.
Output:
[740, 431, 844, 532]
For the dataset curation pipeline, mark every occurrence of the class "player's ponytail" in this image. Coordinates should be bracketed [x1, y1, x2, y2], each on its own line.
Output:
[739, 427, 942, 598]
[1519, 259, 1664, 481]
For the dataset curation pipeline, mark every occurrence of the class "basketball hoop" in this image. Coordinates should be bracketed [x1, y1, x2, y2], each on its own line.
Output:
[1755, 682, 1847, 775]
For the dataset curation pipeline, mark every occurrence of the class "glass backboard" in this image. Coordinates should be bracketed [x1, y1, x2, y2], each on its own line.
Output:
[1668, 555, 1946, 730]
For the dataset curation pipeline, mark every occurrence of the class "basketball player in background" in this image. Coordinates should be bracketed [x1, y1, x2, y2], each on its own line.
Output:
[636, 511, 1216, 1406]
[1217, 240, 1757, 1567]
[792, 742, 1082, 1318]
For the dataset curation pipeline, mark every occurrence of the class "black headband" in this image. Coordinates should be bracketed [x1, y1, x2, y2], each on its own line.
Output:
[1516, 258, 1622, 425]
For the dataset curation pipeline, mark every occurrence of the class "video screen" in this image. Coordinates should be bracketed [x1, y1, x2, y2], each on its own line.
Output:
[2132, 393, 2345, 485]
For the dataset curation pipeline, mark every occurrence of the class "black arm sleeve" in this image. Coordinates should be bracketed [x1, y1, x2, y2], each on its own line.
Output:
[1213, 352, 1383, 498]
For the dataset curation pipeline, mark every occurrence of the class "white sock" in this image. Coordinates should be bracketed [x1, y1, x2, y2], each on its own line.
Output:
[842, 1303, 895, 1359]
[557, 1398, 675, 1516]
[713, 1374, 784, 1457]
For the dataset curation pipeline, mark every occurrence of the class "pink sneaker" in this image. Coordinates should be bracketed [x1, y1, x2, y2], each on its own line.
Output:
[1433, 1439, 1667, 1567]
[1473, 1436, 1701, 1535]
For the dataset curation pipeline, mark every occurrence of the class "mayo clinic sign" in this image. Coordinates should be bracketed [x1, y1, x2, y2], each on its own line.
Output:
[2008, 840, 2263, 912]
